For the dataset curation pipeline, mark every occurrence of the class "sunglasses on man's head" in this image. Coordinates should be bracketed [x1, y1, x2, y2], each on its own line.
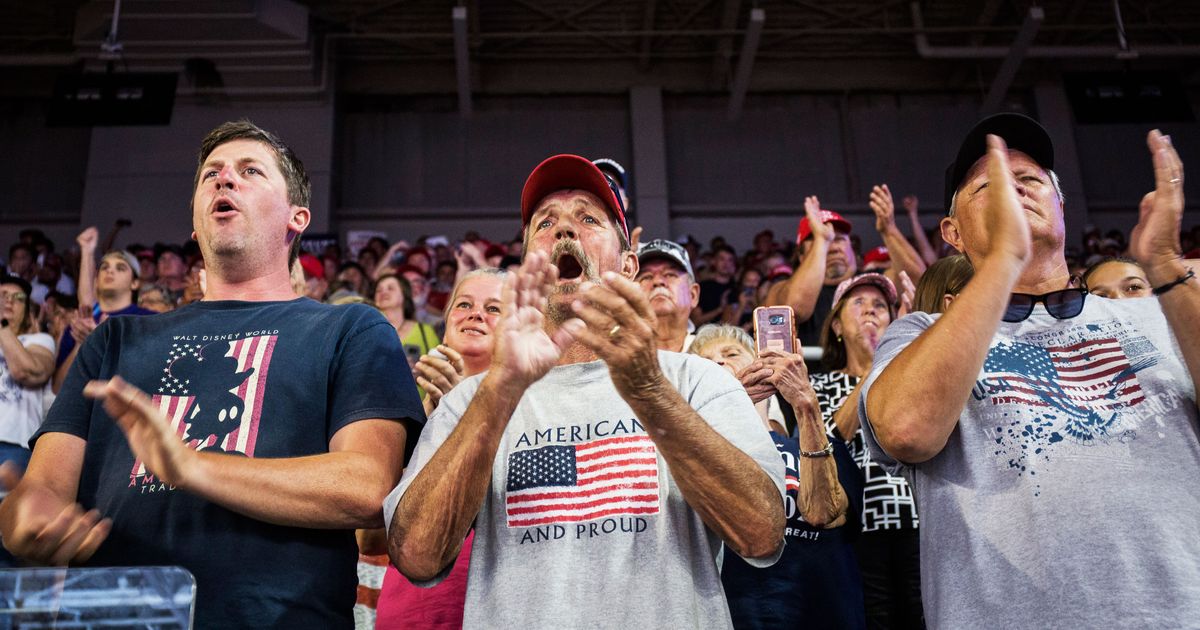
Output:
[1002, 288, 1087, 323]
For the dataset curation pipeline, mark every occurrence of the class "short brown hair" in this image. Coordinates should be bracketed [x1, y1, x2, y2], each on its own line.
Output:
[194, 120, 311, 209]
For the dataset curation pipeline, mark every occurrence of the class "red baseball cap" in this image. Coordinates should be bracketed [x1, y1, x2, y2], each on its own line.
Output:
[795, 209, 853, 244]
[864, 246, 890, 265]
[298, 253, 324, 280]
[521, 154, 629, 242]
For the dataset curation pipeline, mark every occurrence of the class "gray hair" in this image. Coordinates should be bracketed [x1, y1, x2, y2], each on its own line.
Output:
[689, 324, 756, 358]
[949, 169, 1063, 217]
[443, 267, 509, 318]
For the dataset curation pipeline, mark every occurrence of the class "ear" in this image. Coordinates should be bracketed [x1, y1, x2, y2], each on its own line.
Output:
[942, 293, 956, 312]
[131, 278, 141, 292]
[289, 206, 311, 235]
[940, 216, 965, 254]
[191, 230, 198, 241]
[831, 318, 843, 338]
[689, 282, 700, 305]
[621, 249, 639, 280]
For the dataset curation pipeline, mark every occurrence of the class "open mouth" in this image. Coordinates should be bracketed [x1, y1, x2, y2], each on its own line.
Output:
[556, 253, 584, 281]
[211, 198, 239, 215]
[459, 326, 487, 336]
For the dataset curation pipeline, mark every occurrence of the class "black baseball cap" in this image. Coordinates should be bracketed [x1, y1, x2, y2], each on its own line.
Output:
[943, 112, 1055, 214]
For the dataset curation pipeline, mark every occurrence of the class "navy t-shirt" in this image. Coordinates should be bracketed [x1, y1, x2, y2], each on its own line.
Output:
[37, 298, 425, 629]
[721, 433, 866, 630]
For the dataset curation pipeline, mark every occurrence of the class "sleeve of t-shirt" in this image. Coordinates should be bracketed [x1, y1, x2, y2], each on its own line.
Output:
[682, 355, 788, 568]
[32, 321, 109, 447]
[21, 332, 55, 354]
[857, 312, 936, 477]
[381, 375, 481, 587]
[327, 305, 428, 452]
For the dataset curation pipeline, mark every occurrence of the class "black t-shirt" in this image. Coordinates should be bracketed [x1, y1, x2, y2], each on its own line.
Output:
[698, 278, 736, 314]
[38, 298, 425, 629]
[797, 283, 838, 347]
[721, 433, 866, 630]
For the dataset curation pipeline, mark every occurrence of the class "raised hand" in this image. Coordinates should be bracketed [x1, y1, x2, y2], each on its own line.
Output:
[570, 272, 662, 400]
[76, 227, 99, 253]
[414, 344, 466, 410]
[896, 270, 915, 317]
[804, 196, 833, 245]
[758, 347, 818, 414]
[902, 194, 920, 217]
[981, 134, 1032, 266]
[1130, 130, 1185, 270]
[69, 307, 98, 344]
[489, 251, 582, 388]
[83, 377, 197, 488]
[0, 462, 112, 566]
[737, 359, 777, 404]
[869, 184, 898, 234]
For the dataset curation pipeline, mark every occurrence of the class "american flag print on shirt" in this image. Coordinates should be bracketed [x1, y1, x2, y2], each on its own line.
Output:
[984, 338, 1146, 411]
[130, 335, 278, 481]
[505, 434, 660, 527]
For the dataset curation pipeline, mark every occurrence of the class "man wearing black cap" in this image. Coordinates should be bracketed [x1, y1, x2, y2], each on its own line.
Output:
[636, 238, 700, 353]
[385, 154, 785, 628]
[859, 113, 1200, 627]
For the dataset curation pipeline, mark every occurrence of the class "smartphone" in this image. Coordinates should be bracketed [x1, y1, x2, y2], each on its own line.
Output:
[753, 306, 795, 354]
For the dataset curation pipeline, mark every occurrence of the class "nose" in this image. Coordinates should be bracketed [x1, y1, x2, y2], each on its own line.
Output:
[466, 304, 485, 320]
[553, 220, 577, 241]
[213, 164, 237, 190]
[1012, 177, 1027, 197]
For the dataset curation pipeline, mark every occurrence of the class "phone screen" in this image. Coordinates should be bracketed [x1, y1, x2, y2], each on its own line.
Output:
[754, 306, 795, 354]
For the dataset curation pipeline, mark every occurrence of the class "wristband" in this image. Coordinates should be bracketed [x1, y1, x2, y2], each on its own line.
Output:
[1152, 268, 1195, 296]
[800, 442, 834, 458]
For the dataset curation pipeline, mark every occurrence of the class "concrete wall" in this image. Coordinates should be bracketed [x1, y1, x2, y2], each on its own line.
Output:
[3, 84, 1198, 258]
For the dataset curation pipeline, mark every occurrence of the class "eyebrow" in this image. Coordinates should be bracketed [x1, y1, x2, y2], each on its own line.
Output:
[202, 156, 264, 171]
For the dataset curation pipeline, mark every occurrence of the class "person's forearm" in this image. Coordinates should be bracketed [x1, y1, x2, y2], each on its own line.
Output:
[1144, 259, 1200, 398]
[0, 331, 52, 386]
[692, 304, 724, 325]
[766, 241, 828, 322]
[793, 400, 847, 529]
[181, 446, 402, 530]
[78, 249, 96, 308]
[625, 379, 784, 559]
[880, 224, 927, 283]
[908, 212, 938, 265]
[389, 372, 524, 581]
[866, 257, 1023, 463]
[831, 381, 864, 441]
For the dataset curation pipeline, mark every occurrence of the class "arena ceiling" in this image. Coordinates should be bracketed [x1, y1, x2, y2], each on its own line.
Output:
[2, 0, 1198, 98]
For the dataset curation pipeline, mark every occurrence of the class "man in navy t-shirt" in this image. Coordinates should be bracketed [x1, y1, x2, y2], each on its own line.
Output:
[0, 121, 424, 629]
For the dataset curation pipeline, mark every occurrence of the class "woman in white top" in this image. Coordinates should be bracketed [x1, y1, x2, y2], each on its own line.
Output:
[0, 275, 55, 476]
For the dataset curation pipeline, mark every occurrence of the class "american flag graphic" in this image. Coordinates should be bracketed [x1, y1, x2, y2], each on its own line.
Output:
[983, 337, 1145, 411]
[130, 335, 277, 479]
[505, 435, 660, 527]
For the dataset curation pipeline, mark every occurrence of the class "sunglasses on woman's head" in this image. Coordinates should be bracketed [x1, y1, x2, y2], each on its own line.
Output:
[1002, 288, 1087, 323]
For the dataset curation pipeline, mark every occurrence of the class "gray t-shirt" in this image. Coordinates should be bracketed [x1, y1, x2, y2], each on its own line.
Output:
[859, 297, 1200, 629]
[385, 351, 786, 629]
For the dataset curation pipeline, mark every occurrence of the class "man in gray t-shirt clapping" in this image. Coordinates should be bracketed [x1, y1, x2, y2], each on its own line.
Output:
[860, 113, 1200, 628]
[384, 154, 786, 628]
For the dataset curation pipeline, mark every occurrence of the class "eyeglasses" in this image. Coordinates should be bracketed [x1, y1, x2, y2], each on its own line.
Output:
[1002, 288, 1087, 323]
[1, 291, 27, 303]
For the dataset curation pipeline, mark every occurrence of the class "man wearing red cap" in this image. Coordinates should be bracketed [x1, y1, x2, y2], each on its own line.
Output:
[385, 154, 785, 628]
[766, 196, 857, 346]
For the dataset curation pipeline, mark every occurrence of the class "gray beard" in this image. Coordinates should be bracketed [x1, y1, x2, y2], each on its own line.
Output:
[545, 239, 600, 324]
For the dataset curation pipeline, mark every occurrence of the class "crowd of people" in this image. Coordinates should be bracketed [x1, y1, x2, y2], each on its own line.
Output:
[0, 111, 1197, 630]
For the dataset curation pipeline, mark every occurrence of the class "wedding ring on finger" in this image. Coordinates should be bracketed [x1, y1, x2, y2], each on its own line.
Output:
[609, 324, 621, 338]
[1169, 177, 1182, 184]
